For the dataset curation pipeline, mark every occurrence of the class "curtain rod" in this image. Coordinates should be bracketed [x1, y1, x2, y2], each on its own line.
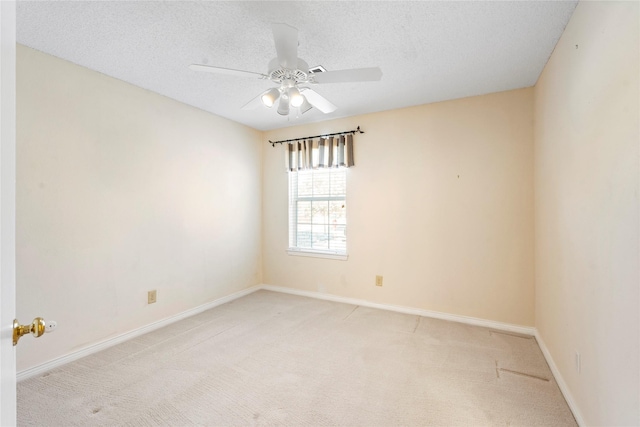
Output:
[269, 126, 364, 147]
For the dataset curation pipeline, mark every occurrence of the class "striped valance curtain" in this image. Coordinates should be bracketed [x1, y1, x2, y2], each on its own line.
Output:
[285, 134, 354, 172]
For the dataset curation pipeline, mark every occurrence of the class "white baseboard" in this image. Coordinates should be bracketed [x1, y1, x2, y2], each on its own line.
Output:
[17, 285, 262, 382]
[261, 284, 536, 336]
[535, 330, 585, 426]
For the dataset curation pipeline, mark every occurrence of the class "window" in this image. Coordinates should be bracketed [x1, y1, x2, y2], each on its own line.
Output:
[288, 168, 347, 259]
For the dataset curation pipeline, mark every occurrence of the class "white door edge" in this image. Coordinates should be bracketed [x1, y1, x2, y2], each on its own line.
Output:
[0, 1, 17, 425]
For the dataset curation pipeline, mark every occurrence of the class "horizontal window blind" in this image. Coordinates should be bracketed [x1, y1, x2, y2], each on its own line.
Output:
[289, 168, 347, 254]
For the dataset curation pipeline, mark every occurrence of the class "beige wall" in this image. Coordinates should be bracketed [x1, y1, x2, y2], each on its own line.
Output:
[16, 45, 263, 370]
[534, 1, 639, 425]
[263, 88, 535, 326]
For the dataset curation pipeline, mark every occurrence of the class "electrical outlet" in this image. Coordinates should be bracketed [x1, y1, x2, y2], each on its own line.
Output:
[148, 290, 157, 304]
[575, 351, 581, 373]
[375, 275, 383, 287]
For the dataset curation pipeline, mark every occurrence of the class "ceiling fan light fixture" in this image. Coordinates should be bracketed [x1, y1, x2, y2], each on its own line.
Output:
[277, 96, 290, 116]
[299, 96, 313, 114]
[261, 88, 280, 108]
[288, 86, 305, 107]
[191, 23, 381, 119]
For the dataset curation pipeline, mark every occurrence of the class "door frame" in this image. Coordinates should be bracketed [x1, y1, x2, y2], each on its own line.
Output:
[0, 1, 17, 425]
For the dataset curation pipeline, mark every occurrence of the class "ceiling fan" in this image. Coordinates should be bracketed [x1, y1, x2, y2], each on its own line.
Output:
[189, 23, 382, 116]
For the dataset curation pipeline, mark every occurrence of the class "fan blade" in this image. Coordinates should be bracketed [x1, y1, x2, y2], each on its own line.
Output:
[301, 89, 336, 114]
[189, 64, 266, 79]
[312, 67, 382, 84]
[272, 23, 298, 69]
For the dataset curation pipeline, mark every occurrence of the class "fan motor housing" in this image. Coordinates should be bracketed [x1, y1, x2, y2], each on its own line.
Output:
[268, 58, 309, 84]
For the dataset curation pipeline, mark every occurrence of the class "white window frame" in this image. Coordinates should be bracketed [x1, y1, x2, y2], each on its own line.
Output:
[288, 168, 348, 261]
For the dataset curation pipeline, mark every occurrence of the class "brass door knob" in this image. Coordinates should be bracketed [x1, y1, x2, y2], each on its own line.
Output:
[13, 317, 46, 346]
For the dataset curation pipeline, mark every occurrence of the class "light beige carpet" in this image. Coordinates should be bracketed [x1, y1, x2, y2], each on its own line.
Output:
[18, 290, 576, 426]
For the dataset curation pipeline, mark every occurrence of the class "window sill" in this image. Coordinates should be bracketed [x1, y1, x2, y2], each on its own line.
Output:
[287, 249, 348, 261]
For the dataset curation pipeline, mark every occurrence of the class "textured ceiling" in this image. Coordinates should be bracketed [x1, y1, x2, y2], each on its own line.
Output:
[17, 1, 577, 131]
